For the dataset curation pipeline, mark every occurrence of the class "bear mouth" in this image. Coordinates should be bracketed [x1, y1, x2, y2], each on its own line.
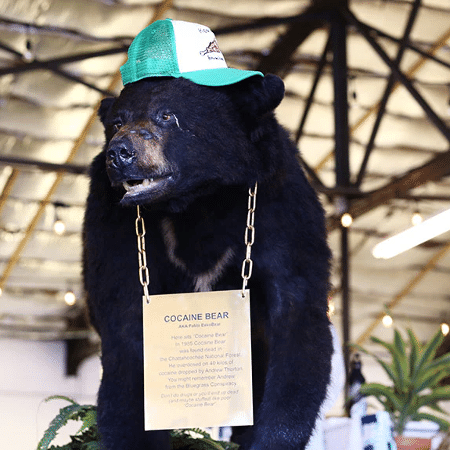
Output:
[120, 175, 173, 204]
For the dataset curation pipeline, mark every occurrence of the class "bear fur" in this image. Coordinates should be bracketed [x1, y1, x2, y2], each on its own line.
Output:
[83, 74, 332, 450]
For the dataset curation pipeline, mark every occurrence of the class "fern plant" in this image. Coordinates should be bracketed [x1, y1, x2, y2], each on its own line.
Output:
[353, 328, 450, 436]
[37, 396, 99, 450]
[38, 396, 239, 450]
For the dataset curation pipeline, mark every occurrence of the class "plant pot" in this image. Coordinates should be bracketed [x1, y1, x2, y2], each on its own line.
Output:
[394, 435, 432, 450]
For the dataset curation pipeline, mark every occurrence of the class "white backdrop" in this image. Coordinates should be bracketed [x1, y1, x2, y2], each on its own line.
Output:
[0, 339, 101, 450]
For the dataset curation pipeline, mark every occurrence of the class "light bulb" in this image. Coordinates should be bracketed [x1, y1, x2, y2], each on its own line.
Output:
[64, 290, 76, 306]
[341, 213, 353, 228]
[441, 322, 450, 336]
[53, 219, 66, 235]
[382, 314, 393, 328]
[411, 212, 423, 226]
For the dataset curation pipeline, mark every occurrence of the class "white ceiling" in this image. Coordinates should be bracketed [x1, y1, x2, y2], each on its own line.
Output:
[0, 0, 449, 359]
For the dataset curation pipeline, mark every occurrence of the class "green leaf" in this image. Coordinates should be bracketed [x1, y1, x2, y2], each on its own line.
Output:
[359, 383, 403, 411]
[78, 408, 97, 435]
[415, 387, 450, 409]
[353, 343, 399, 385]
[44, 396, 78, 406]
[409, 412, 450, 431]
[369, 336, 395, 353]
[413, 329, 444, 379]
[369, 335, 408, 390]
[393, 330, 409, 392]
[413, 366, 450, 394]
[407, 329, 421, 378]
[424, 353, 450, 374]
[37, 404, 84, 450]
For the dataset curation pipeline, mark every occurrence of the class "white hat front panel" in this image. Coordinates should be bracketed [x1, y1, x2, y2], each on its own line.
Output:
[172, 20, 228, 74]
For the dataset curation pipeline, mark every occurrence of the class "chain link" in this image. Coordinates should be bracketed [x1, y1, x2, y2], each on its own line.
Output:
[136, 205, 151, 303]
[241, 182, 257, 297]
[136, 183, 257, 302]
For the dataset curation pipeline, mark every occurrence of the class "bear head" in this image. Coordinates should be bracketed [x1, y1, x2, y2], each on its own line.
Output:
[98, 74, 285, 209]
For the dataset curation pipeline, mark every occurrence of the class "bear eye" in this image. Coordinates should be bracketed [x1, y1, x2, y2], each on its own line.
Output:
[162, 113, 171, 121]
[112, 121, 122, 132]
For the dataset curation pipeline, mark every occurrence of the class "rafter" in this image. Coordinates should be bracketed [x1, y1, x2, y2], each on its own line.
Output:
[0, 16, 134, 43]
[0, 155, 88, 175]
[0, 45, 128, 77]
[255, 1, 341, 76]
[0, 0, 174, 292]
[327, 149, 450, 231]
[345, 8, 450, 144]
[355, 0, 422, 187]
[315, 23, 450, 172]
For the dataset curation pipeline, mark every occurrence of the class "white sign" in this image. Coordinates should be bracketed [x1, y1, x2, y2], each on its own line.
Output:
[142, 289, 253, 430]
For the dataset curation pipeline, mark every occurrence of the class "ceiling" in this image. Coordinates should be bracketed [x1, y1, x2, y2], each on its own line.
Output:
[0, 0, 450, 369]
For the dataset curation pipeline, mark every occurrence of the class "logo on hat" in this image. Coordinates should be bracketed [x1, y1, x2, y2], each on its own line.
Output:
[199, 40, 222, 57]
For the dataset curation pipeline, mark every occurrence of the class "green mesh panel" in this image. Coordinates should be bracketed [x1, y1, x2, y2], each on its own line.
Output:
[121, 20, 180, 85]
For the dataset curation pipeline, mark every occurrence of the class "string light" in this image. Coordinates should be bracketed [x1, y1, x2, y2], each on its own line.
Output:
[411, 211, 423, 226]
[382, 314, 393, 328]
[53, 218, 66, 235]
[53, 202, 67, 235]
[341, 213, 353, 228]
[441, 322, 450, 336]
[64, 290, 76, 306]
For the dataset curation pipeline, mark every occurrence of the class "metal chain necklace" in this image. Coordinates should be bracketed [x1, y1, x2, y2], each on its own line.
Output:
[241, 182, 257, 297]
[135, 182, 257, 302]
[136, 205, 150, 303]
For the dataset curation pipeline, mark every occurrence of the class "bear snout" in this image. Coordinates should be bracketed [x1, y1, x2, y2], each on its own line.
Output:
[106, 140, 136, 170]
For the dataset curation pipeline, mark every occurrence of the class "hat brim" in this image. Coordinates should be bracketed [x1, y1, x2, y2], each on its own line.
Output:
[180, 67, 263, 86]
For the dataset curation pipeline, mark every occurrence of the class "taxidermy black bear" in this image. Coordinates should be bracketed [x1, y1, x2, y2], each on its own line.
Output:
[83, 18, 332, 450]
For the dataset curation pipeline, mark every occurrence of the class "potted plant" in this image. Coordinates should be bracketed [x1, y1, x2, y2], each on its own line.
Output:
[37, 396, 239, 450]
[353, 328, 450, 450]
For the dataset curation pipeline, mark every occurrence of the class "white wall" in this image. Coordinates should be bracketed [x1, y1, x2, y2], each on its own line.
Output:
[0, 339, 101, 450]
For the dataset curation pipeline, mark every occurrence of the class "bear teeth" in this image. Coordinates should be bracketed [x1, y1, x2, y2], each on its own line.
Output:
[123, 179, 155, 192]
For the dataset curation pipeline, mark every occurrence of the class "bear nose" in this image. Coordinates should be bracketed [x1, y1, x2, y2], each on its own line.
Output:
[106, 142, 136, 168]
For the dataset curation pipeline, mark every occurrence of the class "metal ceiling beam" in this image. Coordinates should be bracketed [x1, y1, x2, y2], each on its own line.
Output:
[345, 8, 450, 144]
[0, 155, 88, 175]
[295, 34, 331, 191]
[327, 149, 450, 231]
[330, 6, 351, 373]
[255, 0, 348, 76]
[365, 22, 450, 72]
[0, 41, 125, 96]
[314, 24, 450, 173]
[295, 34, 331, 144]
[48, 67, 115, 97]
[355, 0, 422, 187]
[214, 13, 325, 36]
[0, 16, 133, 43]
[0, 45, 129, 77]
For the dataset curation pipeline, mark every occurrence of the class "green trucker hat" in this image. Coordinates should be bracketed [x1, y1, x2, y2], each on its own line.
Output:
[120, 18, 263, 87]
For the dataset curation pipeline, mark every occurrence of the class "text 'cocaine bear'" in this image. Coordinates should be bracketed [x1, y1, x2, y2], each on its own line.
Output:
[83, 18, 332, 450]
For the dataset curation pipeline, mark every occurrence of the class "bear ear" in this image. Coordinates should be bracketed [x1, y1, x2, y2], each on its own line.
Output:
[229, 74, 285, 118]
[98, 97, 116, 124]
